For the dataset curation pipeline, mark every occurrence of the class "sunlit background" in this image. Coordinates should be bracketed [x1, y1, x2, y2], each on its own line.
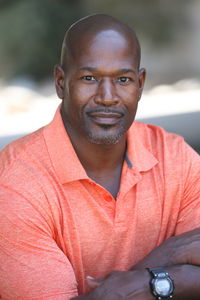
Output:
[0, 0, 199, 152]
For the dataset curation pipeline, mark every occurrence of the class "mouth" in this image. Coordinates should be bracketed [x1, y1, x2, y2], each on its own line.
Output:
[87, 111, 123, 126]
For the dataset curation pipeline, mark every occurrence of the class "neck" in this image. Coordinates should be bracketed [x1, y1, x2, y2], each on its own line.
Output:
[68, 127, 127, 173]
[62, 118, 128, 198]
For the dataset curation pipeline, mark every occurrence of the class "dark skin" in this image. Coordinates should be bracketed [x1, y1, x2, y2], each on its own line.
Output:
[55, 15, 145, 198]
[72, 230, 200, 300]
[54, 14, 200, 300]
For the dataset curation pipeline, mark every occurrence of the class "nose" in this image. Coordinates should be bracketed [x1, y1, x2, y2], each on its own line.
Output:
[94, 78, 119, 105]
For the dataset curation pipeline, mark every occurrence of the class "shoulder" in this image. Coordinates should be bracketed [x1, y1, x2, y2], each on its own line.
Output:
[132, 121, 184, 144]
[0, 127, 60, 225]
[0, 127, 56, 196]
[131, 121, 196, 156]
[0, 128, 45, 176]
[130, 121, 199, 177]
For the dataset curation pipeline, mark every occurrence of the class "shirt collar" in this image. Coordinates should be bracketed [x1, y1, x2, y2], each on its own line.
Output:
[44, 106, 158, 184]
[126, 122, 158, 172]
[43, 105, 88, 184]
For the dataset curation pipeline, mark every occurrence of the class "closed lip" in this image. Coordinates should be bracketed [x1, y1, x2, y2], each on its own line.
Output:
[87, 111, 123, 125]
[88, 112, 123, 118]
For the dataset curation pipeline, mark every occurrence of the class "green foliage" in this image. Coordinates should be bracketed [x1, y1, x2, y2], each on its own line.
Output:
[0, 0, 83, 81]
[0, 0, 189, 81]
[85, 0, 189, 46]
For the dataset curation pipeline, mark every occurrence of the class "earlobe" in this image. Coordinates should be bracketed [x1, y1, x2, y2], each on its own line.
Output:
[54, 65, 65, 99]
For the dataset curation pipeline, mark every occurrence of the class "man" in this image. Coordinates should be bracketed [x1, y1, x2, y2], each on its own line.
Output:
[0, 14, 200, 299]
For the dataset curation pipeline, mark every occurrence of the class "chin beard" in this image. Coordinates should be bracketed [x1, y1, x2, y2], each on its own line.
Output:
[86, 126, 126, 145]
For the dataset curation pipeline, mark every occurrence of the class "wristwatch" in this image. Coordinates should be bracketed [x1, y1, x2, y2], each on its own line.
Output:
[146, 267, 174, 299]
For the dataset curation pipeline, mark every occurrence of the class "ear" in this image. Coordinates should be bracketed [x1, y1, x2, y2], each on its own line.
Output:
[138, 67, 146, 100]
[54, 65, 65, 99]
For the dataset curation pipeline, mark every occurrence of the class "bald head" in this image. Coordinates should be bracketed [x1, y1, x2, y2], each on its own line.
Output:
[60, 14, 141, 71]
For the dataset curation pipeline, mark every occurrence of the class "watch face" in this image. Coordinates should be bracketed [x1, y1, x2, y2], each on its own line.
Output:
[155, 278, 171, 296]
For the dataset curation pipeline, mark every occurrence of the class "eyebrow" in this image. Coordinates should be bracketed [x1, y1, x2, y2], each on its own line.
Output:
[120, 68, 137, 75]
[79, 67, 97, 72]
[79, 67, 137, 75]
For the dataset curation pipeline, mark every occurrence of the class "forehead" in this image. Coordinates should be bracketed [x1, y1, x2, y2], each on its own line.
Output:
[69, 29, 138, 71]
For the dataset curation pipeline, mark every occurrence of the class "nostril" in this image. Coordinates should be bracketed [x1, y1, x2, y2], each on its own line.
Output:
[94, 95, 119, 105]
[94, 82, 119, 105]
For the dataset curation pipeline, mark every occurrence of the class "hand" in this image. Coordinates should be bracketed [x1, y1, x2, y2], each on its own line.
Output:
[134, 228, 200, 270]
[72, 228, 200, 300]
[72, 270, 154, 300]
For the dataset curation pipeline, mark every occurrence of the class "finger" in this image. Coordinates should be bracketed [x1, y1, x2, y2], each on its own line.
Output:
[86, 275, 106, 288]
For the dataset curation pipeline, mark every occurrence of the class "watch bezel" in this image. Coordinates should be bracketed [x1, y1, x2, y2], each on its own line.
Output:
[147, 268, 174, 299]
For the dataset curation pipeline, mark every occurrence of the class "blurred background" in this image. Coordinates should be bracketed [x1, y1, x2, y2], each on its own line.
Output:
[0, 0, 199, 152]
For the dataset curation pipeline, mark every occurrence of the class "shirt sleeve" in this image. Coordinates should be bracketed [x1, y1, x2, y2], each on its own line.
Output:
[0, 185, 78, 300]
[175, 142, 200, 235]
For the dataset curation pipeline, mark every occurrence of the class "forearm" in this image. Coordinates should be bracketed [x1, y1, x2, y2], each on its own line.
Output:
[132, 248, 200, 299]
[164, 264, 200, 300]
[72, 264, 200, 300]
[133, 228, 200, 270]
[132, 263, 200, 300]
[71, 269, 153, 300]
[72, 228, 200, 299]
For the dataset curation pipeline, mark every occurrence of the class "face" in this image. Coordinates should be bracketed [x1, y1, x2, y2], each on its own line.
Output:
[55, 29, 146, 145]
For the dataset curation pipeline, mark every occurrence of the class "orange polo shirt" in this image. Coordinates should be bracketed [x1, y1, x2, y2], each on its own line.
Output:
[0, 106, 200, 299]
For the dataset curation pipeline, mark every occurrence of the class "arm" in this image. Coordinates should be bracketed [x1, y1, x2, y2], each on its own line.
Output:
[72, 265, 200, 300]
[72, 145, 200, 299]
[0, 186, 78, 299]
[134, 227, 200, 268]
[71, 228, 200, 300]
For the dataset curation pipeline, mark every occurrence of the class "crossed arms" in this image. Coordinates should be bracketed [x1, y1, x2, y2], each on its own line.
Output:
[0, 139, 199, 299]
[72, 228, 200, 299]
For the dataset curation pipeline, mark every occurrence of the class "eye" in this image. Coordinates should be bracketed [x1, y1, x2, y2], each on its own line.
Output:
[117, 77, 132, 84]
[82, 75, 97, 82]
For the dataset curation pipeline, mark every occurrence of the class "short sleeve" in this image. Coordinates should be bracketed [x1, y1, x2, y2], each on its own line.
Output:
[0, 185, 78, 300]
[175, 143, 200, 235]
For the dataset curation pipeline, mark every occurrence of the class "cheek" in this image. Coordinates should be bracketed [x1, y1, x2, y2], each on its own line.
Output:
[118, 87, 140, 109]
[69, 82, 96, 104]
[117, 84, 140, 98]
[65, 84, 96, 122]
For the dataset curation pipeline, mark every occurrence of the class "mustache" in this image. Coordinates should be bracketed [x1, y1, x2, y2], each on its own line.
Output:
[85, 107, 125, 115]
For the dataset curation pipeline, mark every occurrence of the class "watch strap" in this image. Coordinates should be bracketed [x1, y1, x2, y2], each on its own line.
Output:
[147, 267, 170, 279]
